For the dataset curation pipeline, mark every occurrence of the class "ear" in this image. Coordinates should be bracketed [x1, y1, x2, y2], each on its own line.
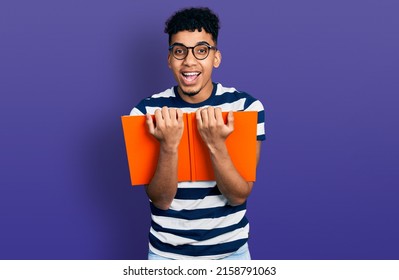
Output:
[167, 52, 172, 69]
[213, 50, 222, 68]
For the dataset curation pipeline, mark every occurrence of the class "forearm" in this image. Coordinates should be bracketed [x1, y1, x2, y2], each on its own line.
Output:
[209, 143, 253, 206]
[144, 107, 184, 210]
[146, 145, 179, 210]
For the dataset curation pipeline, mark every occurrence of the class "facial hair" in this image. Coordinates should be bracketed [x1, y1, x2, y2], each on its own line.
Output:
[179, 87, 200, 97]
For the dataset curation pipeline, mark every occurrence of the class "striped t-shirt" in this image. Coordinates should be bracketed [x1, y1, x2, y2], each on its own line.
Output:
[130, 83, 265, 259]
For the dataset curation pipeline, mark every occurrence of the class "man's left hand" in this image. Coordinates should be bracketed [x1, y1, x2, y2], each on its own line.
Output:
[195, 107, 234, 151]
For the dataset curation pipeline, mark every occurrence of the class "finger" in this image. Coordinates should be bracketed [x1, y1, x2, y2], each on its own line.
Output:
[161, 106, 171, 127]
[214, 107, 223, 124]
[201, 108, 209, 126]
[176, 109, 184, 124]
[195, 109, 203, 127]
[169, 108, 177, 123]
[146, 113, 155, 135]
[227, 111, 234, 131]
[161, 106, 169, 120]
[207, 106, 217, 126]
[154, 109, 164, 127]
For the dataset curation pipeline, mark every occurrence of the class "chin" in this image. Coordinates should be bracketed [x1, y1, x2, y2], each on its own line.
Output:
[179, 86, 201, 97]
[181, 90, 200, 97]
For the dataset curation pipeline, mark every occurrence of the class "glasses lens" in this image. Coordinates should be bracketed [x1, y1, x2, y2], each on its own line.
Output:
[193, 45, 209, 60]
[172, 45, 187, 59]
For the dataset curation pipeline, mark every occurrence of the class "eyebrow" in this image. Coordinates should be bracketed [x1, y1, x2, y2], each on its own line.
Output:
[170, 41, 211, 47]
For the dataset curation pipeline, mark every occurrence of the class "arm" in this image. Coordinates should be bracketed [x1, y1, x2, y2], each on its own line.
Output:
[145, 106, 184, 210]
[196, 107, 261, 206]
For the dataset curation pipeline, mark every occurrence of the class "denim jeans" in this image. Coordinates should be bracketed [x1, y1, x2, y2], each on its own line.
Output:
[148, 243, 251, 260]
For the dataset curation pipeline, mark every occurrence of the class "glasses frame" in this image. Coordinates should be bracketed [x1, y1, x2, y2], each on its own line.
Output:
[168, 42, 218, 60]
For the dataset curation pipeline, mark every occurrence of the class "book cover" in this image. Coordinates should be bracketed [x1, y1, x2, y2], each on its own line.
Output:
[121, 111, 257, 186]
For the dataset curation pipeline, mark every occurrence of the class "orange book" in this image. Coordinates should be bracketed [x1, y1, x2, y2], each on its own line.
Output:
[121, 111, 258, 186]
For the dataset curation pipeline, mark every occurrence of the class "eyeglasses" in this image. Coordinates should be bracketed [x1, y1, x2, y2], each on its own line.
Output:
[168, 42, 218, 60]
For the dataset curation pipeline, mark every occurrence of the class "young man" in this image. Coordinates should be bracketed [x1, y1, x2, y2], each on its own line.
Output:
[130, 7, 265, 260]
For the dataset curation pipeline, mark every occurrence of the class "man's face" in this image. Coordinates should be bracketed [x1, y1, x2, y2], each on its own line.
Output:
[168, 29, 221, 102]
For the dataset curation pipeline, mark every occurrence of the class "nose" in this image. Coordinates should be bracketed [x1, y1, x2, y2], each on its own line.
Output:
[183, 49, 198, 66]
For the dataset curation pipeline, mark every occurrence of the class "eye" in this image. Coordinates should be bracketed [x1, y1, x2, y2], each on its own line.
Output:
[195, 46, 208, 55]
[173, 47, 185, 55]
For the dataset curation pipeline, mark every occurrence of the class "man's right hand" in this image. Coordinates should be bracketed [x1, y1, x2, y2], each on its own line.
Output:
[145, 106, 183, 210]
[146, 106, 184, 152]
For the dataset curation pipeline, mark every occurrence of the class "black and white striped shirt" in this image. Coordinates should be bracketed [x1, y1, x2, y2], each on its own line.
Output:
[130, 83, 265, 259]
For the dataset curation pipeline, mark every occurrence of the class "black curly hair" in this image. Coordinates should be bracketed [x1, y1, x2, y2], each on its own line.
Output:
[164, 7, 220, 45]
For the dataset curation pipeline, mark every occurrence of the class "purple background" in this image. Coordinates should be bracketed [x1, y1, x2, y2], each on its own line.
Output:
[1, 0, 398, 260]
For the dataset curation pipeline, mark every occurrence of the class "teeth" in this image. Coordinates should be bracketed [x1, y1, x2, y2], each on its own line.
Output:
[183, 72, 199, 76]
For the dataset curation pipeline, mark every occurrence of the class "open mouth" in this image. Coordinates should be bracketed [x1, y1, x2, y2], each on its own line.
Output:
[182, 72, 201, 82]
